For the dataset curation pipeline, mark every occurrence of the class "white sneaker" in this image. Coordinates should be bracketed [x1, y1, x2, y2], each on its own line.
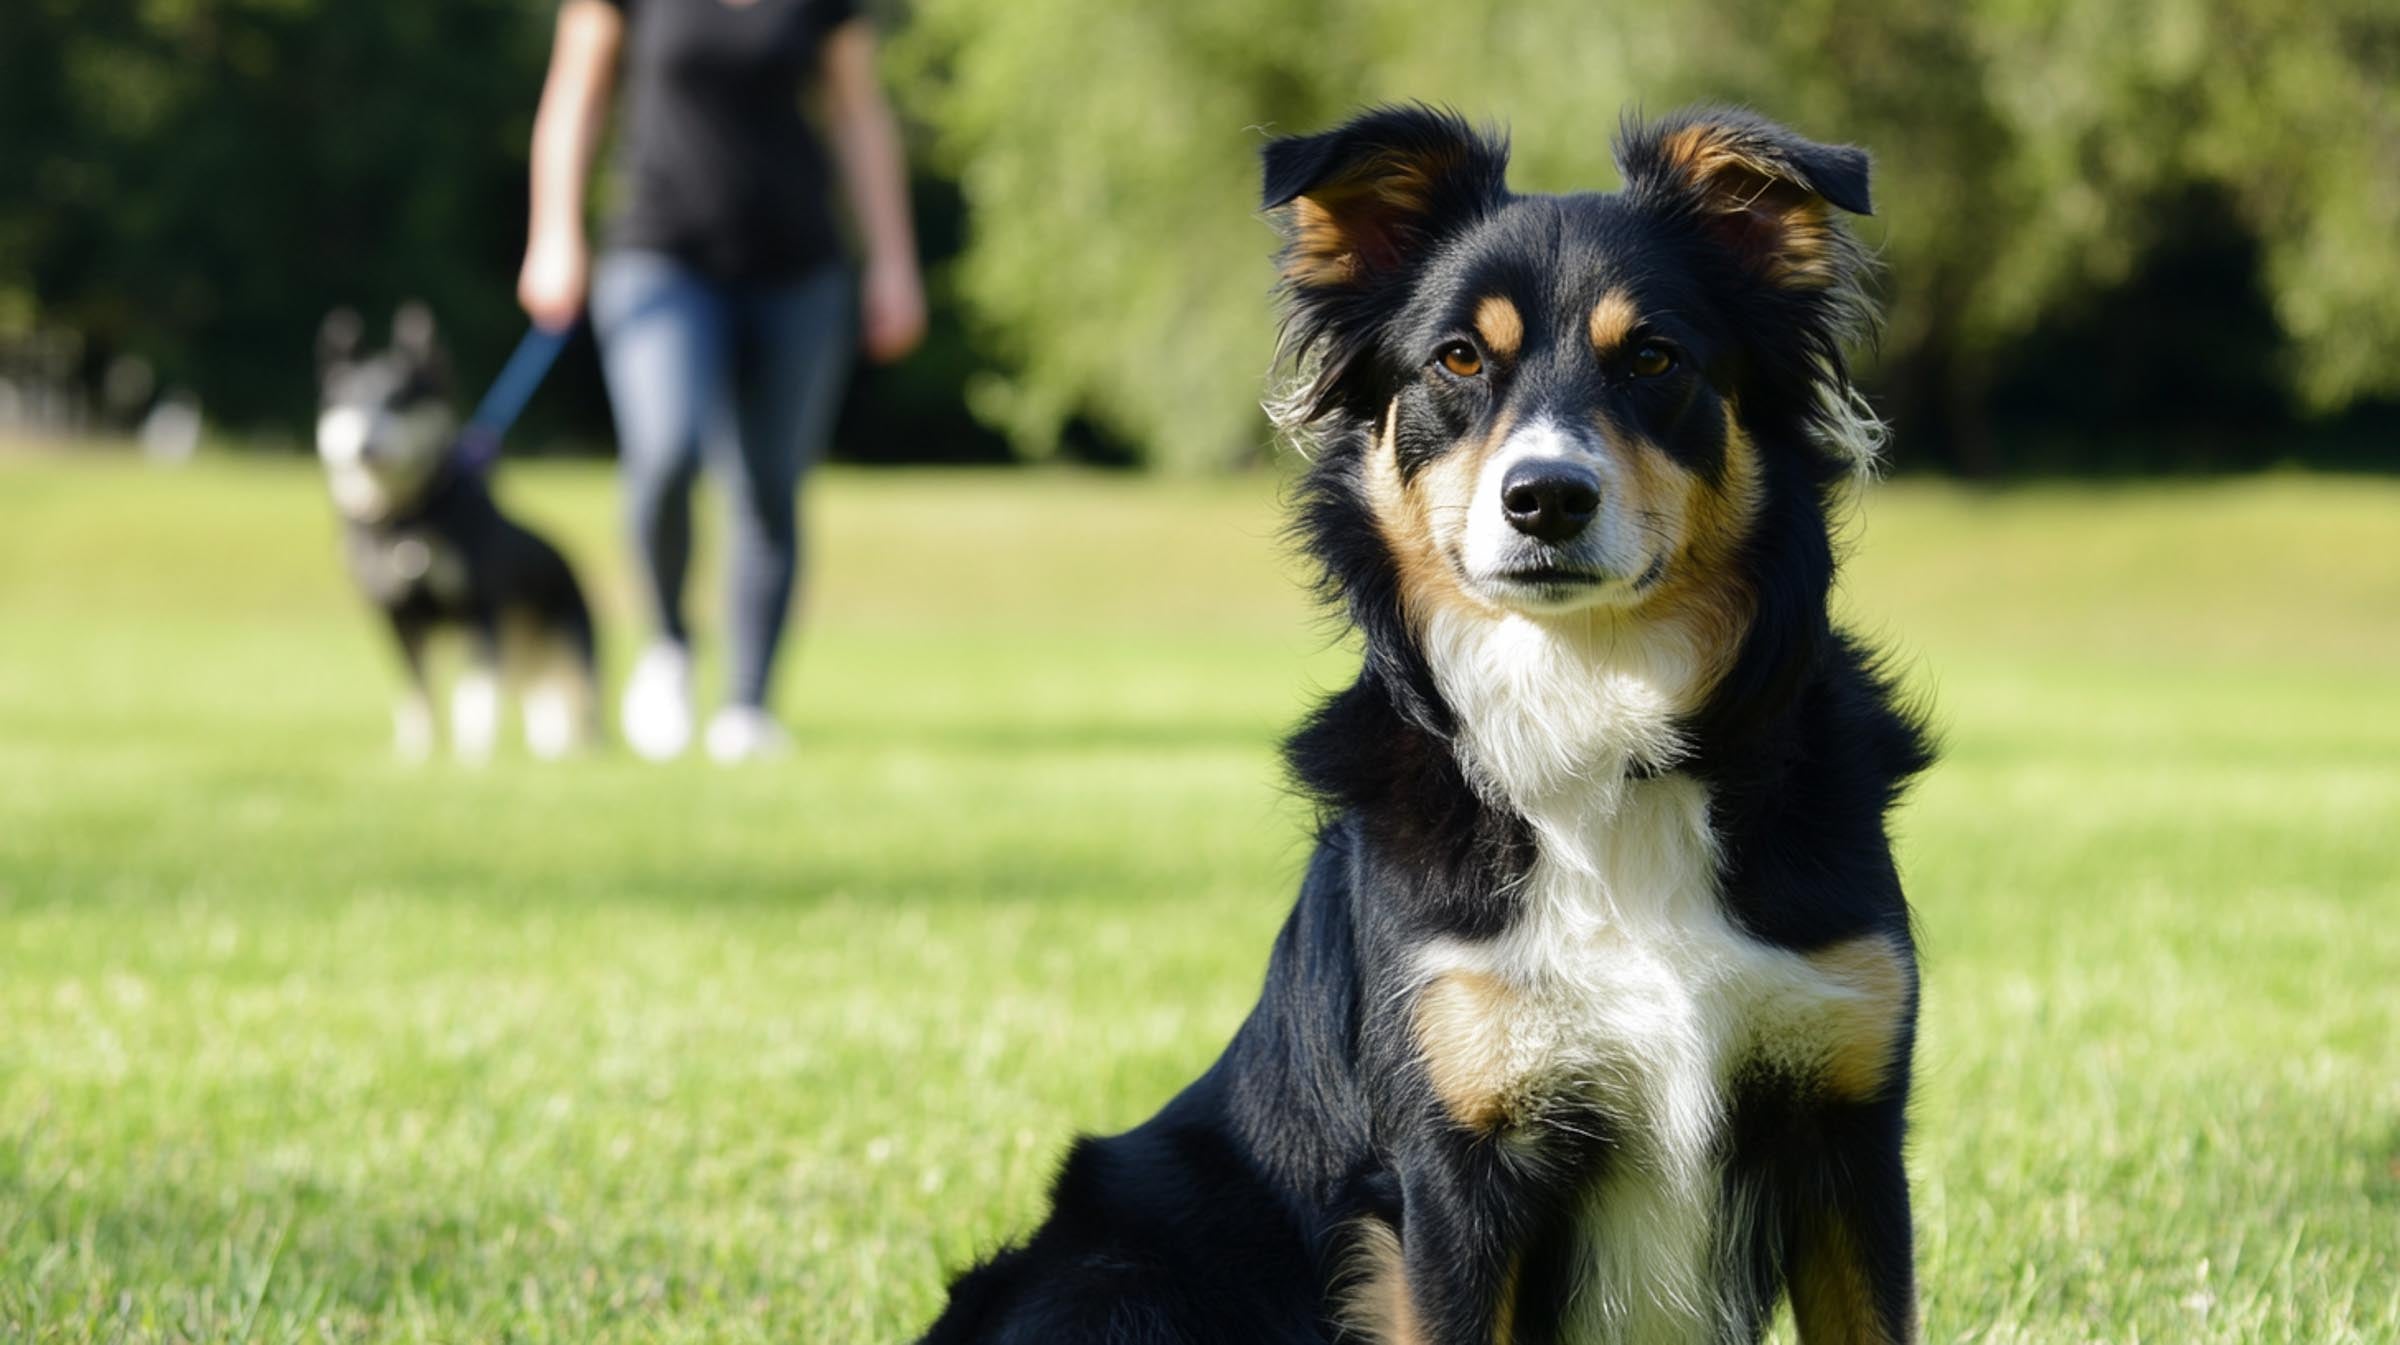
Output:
[704, 705, 791, 764]
[621, 641, 694, 761]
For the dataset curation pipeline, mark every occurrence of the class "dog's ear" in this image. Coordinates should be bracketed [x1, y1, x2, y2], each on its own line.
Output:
[392, 301, 440, 362]
[316, 307, 363, 377]
[1616, 107, 1871, 291]
[1262, 105, 1509, 292]
[391, 300, 451, 388]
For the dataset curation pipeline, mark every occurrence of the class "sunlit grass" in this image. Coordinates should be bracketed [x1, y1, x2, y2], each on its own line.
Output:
[1, 453, 2393, 1342]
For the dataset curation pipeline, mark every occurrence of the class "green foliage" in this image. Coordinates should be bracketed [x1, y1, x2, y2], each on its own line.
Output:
[2, 455, 2398, 1338]
[0, 1, 1012, 460]
[894, 0, 2400, 469]
[0, 0, 551, 428]
[1, 1, 2391, 466]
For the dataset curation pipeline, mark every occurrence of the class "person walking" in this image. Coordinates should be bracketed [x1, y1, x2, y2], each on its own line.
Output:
[518, 0, 925, 762]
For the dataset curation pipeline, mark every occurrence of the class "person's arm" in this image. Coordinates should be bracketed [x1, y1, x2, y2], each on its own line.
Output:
[518, 0, 624, 331]
[819, 19, 926, 364]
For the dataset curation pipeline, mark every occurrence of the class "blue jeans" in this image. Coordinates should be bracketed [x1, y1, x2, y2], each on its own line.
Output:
[590, 250, 852, 710]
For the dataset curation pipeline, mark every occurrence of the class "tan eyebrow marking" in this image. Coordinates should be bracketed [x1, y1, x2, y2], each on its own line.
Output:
[1473, 295, 1524, 359]
[1589, 289, 1640, 351]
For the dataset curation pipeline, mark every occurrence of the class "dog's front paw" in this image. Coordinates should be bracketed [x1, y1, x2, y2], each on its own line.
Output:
[451, 670, 500, 765]
[393, 695, 435, 763]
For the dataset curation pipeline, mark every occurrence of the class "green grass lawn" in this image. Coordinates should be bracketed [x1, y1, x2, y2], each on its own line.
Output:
[2, 452, 2394, 1343]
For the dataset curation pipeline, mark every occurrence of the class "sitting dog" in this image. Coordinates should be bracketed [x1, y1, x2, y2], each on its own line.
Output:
[315, 305, 599, 762]
[918, 105, 1935, 1344]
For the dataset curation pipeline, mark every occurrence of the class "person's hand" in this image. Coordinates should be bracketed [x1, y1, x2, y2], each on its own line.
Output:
[518, 229, 590, 332]
[860, 254, 927, 364]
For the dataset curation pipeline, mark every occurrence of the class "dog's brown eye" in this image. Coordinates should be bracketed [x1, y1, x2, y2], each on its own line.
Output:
[1629, 344, 1675, 378]
[1437, 342, 1484, 378]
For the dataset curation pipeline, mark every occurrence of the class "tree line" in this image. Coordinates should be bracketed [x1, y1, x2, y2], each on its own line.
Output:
[5, 0, 2394, 472]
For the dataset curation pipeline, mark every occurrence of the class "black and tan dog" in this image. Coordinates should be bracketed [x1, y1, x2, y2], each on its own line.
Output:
[315, 305, 599, 762]
[920, 104, 1934, 1344]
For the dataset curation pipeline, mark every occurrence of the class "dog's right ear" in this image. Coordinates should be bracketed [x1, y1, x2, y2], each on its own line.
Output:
[392, 301, 439, 362]
[391, 300, 454, 390]
[1262, 105, 1509, 294]
[1615, 107, 1872, 294]
[316, 307, 363, 377]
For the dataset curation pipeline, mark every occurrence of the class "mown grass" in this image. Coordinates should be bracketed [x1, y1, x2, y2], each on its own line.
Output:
[1, 453, 2393, 1343]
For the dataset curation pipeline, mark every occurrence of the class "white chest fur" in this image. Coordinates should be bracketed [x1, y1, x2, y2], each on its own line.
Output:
[1410, 609, 1899, 1342]
[1418, 776, 1889, 1341]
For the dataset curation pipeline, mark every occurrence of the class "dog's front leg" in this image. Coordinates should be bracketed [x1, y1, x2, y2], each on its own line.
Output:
[451, 619, 502, 764]
[1786, 1096, 1919, 1345]
[1340, 1141, 1534, 1345]
[387, 615, 434, 762]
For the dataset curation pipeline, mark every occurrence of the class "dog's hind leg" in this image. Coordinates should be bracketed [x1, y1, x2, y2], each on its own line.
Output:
[388, 615, 435, 763]
[522, 632, 597, 759]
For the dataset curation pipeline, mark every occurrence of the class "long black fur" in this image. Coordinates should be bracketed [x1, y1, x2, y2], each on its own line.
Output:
[918, 104, 1934, 1345]
[339, 461, 598, 690]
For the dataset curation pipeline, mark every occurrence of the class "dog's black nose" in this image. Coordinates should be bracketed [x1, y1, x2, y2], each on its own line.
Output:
[1500, 459, 1602, 542]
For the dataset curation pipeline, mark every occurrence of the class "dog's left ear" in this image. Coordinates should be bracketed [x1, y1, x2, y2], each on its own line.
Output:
[391, 300, 451, 387]
[392, 301, 440, 362]
[1616, 107, 1871, 291]
[317, 307, 363, 377]
[1262, 105, 1509, 293]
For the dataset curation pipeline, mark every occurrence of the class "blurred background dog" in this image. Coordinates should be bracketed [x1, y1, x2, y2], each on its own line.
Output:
[315, 304, 599, 762]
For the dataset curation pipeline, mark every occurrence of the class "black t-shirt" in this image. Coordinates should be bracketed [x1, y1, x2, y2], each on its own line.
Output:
[597, 0, 859, 281]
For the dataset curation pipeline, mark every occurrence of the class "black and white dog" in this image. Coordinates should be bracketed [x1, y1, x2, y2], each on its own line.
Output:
[315, 305, 599, 761]
[919, 106, 1934, 1343]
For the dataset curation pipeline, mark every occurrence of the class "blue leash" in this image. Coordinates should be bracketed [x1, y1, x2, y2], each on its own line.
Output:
[453, 321, 575, 475]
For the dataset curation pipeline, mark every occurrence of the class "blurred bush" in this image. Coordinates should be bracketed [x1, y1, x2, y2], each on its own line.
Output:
[2, 0, 2394, 471]
[0, 0, 1010, 463]
[896, 0, 2400, 471]
[0, 1, 545, 434]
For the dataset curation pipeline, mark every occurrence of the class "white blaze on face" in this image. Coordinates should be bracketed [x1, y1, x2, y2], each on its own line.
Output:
[1458, 416, 1652, 601]
[319, 404, 391, 520]
[316, 401, 453, 522]
[316, 405, 373, 465]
